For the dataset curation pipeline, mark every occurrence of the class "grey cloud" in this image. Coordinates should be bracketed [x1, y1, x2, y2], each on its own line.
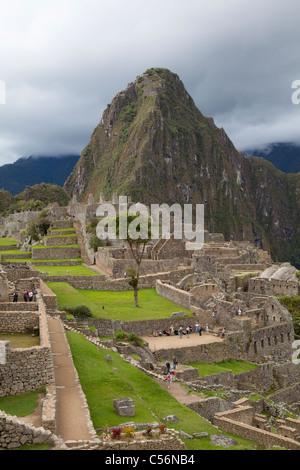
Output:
[0, 0, 299, 164]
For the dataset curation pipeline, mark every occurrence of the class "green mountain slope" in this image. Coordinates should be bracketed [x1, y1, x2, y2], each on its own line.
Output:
[0, 155, 79, 195]
[64, 68, 300, 268]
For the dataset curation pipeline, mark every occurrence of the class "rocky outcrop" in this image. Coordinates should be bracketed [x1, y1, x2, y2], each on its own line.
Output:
[64, 68, 300, 268]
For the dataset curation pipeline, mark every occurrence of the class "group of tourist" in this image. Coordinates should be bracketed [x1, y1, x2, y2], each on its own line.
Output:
[152, 325, 195, 337]
[12, 288, 38, 302]
[152, 320, 226, 339]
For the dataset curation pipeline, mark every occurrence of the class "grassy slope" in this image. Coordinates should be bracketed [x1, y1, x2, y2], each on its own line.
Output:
[66, 330, 261, 450]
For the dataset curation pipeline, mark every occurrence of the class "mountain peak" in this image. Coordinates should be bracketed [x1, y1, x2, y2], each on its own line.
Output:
[63, 69, 300, 268]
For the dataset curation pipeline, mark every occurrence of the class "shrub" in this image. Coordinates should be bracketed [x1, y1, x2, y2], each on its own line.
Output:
[158, 424, 167, 435]
[89, 235, 106, 252]
[123, 425, 135, 438]
[65, 305, 92, 320]
[143, 426, 153, 438]
[111, 427, 122, 439]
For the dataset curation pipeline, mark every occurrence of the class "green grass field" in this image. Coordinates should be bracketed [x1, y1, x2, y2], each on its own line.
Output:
[34, 265, 102, 276]
[46, 283, 193, 321]
[0, 333, 40, 348]
[186, 359, 258, 377]
[0, 237, 18, 246]
[0, 388, 44, 417]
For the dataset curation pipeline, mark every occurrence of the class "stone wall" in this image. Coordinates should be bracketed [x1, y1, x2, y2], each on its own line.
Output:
[0, 346, 55, 397]
[249, 277, 299, 296]
[192, 363, 275, 394]
[0, 296, 55, 397]
[41, 268, 194, 292]
[31, 246, 81, 260]
[95, 248, 180, 278]
[268, 383, 300, 405]
[43, 235, 78, 247]
[156, 280, 193, 309]
[0, 311, 39, 333]
[249, 322, 294, 362]
[153, 341, 234, 364]
[0, 411, 58, 449]
[214, 406, 300, 450]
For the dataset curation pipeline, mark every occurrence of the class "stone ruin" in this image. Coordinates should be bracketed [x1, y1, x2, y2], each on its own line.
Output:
[0, 198, 300, 450]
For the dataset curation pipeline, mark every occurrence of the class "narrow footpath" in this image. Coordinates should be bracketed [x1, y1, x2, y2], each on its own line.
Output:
[47, 316, 95, 442]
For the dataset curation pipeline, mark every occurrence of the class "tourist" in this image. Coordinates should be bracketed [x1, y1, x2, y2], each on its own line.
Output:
[170, 325, 175, 335]
[221, 328, 226, 337]
[13, 291, 18, 302]
[166, 361, 171, 374]
[212, 311, 215, 323]
[199, 325, 203, 336]
[179, 327, 183, 339]
[152, 330, 158, 337]
[158, 329, 163, 336]
[195, 323, 199, 333]
[171, 370, 176, 382]
[186, 326, 191, 338]
[172, 355, 177, 370]
[205, 324, 209, 335]
[33, 288, 38, 302]
[238, 307, 242, 316]
[28, 291, 33, 302]
[166, 373, 171, 389]
[23, 289, 28, 302]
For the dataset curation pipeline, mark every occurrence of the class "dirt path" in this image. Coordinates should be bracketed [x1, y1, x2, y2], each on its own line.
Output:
[47, 317, 95, 442]
[154, 377, 202, 405]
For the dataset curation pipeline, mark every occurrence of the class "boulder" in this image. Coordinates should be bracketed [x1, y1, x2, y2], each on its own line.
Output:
[113, 398, 135, 417]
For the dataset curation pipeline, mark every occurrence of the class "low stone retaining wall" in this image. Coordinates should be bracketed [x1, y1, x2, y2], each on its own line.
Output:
[0, 310, 39, 333]
[153, 341, 233, 364]
[156, 280, 193, 309]
[95, 435, 186, 451]
[43, 235, 78, 247]
[0, 296, 55, 397]
[192, 363, 275, 394]
[268, 383, 300, 405]
[0, 411, 60, 449]
[31, 246, 81, 260]
[214, 413, 300, 450]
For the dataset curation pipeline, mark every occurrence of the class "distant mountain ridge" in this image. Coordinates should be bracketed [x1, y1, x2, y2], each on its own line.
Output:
[244, 143, 300, 174]
[0, 154, 80, 195]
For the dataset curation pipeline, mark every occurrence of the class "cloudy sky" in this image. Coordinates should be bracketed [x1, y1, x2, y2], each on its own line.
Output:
[0, 0, 299, 166]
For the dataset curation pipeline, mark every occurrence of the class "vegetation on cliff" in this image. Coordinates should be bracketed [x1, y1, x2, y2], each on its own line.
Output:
[0, 183, 70, 217]
[64, 68, 300, 268]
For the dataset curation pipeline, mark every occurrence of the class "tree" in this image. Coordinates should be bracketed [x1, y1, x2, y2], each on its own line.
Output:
[115, 212, 151, 307]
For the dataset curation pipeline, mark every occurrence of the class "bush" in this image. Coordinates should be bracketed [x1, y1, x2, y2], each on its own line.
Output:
[89, 235, 106, 252]
[111, 427, 122, 439]
[65, 304, 92, 320]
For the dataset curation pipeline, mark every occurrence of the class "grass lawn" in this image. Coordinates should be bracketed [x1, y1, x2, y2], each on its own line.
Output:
[186, 359, 258, 377]
[34, 265, 102, 276]
[32, 244, 79, 249]
[31, 257, 83, 264]
[0, 249, 28, 256]
[66, 330, 261, 450]
[0, 237, 18, 246]
[0, 388, 44, 417]
[50, 227, 75, 233]
[0, 333, 39, 348]
[46, 282, 193, 321]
